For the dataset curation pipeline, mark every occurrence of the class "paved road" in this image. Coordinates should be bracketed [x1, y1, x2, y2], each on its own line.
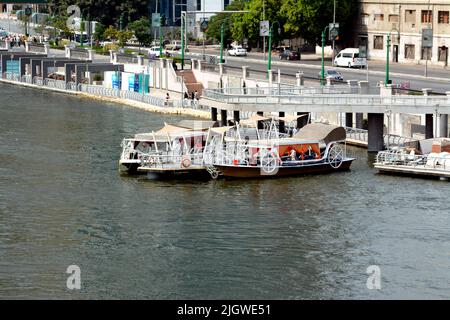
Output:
[183, 47, 450, 93]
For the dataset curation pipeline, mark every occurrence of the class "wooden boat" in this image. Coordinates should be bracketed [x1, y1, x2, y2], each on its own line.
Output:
[119, 120, 216, 174]
[204, 123, 355, 179]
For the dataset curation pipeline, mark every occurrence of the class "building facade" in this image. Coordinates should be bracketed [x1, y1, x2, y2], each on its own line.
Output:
[357, 0, 450, 66]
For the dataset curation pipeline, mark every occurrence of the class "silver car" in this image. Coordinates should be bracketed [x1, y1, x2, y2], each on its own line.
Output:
[318, 69, 343, 81]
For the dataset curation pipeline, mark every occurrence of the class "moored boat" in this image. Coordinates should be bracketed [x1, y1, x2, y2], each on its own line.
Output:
[374, 138, 450, 180]
[204, 123, 355, 179]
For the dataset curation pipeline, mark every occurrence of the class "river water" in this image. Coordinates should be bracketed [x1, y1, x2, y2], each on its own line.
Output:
[1, 83, 449, 299]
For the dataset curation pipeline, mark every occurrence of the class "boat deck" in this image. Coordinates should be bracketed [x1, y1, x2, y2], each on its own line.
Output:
[374, 163, 450, 179]
[137, 165, 206, 173]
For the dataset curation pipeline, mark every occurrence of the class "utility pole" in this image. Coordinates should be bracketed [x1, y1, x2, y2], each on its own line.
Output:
[220, 23, 224, 64]
[332, 0, 336, 66]
[425, 0, 431, 77]
[386, 34, 391, 86]
[268, 22, 280, 73]
[321, 25, 329, 86]
[263, 0, 266, 61]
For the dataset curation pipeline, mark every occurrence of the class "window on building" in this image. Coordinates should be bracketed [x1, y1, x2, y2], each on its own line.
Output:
[421, 10, 433, 23]
[374, 35, 384, 50]
[421, 47, 432, 60]
[389, 15, 399, 23]
[196, 0, 201, 11]
[361, 14, 369, 25]
[438, 11, 449, 24]
[438, 46, 448, 62]
[374, 14, 384, 21]
[405, 10, 416, 23]
[405, 44, 415, 59]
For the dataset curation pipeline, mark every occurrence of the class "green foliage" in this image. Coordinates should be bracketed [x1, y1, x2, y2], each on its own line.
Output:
[205, 0, 246, 43]
[129, 17, 152, 47]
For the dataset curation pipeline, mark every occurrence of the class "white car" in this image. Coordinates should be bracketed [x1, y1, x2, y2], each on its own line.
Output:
[334, 48, 367, 68]
[228, 46, 247, 56]
[149, 46, 161, 57]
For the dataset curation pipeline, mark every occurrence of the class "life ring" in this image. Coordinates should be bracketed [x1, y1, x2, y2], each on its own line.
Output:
[181, 156, 191, 168]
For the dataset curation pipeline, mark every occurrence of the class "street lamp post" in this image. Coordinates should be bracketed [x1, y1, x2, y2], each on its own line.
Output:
[220, 23, 225, 64]
[320, 26, 329, 86]
[181, 12, 185, 70]
[385, 34, 390, 86]
[267, 21, 280, 73]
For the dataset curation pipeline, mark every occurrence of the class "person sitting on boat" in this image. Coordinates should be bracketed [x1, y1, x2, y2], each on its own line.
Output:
[290, 149, 297, 161]
[304, 146, 317, 160]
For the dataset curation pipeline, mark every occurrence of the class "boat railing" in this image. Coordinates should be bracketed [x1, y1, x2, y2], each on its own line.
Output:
[140, 148, 205, 169]
[376, 150, 450, 171]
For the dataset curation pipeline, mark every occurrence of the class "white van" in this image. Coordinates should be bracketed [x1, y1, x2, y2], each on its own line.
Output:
[334, 48, 367, 68]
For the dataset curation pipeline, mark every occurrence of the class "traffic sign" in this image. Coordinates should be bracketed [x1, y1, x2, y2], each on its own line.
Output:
[260, 21, 269, 37]
[422, 28, 433, 48]
[152, 13, 160, 27]
[359, 45, 367, 58]
[200, 19, 209, 32]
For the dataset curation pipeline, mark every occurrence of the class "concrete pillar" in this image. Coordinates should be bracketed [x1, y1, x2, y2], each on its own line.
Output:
[441, 91, 450, 138]
[345, 113, 353, 128]
[268, 69, 273, 87]
[368, 113, 385, 152]
[257, 111, 264, 130]
[198, 59, 202, 72]
[137, 55, 144, 66]
[279, 112, 285, 133]
[44, 44, 50, 55]
[242, 66, 248, 81]
[113, 52, 118, 64]
[439, 115, 448, 138]
[357, 81, 369, 129]
[425, 114, 434, 139]
[5, 39, 10, 50]
[221, 109, 228, 126]
[297, 112, 309, 129]
[25, 41, 30, 52]
[109, 50, 114, 63]
[64, 45, 71, 58]
[219, 63, 224, 77]
[233, 110, 240, 123]
[423, 88, 434, 139]
[87, 49, 94, 61]
[296, 71, 304, 87]
[326, 77, 332, 86]
[211, 107, 218, 121]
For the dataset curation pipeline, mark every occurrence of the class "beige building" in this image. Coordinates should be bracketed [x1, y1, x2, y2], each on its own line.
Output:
[357, 0, 450, 66]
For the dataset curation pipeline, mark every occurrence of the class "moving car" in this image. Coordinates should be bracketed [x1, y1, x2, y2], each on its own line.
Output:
[318, 69, 344, 82]
[228, 45, 247, 56]
[279, 49, 300, 60]
[334, 48, 367, 68]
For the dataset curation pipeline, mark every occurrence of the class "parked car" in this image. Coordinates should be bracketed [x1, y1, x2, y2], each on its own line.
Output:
[279, 49, 300, 61]
[149, 46, 162, 57]
[228, 45, 247, 56]
[334, 48, 367, 68]
[318, 69, 344, 81]
[166, 40, 182, 50]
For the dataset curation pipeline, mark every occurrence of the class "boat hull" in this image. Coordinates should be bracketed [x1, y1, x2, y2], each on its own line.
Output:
[214, 159, 354, 178]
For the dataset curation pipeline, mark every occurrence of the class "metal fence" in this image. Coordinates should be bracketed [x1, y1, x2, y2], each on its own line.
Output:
[1, 72, 208, 111]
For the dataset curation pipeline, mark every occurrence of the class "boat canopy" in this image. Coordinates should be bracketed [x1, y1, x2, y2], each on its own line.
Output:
[239, 114, 271, 127]
[209, 126, 235, 135]
[276, 114, 308, 123]
[293, 123, 346, 144]
[177, 120, 219, 130]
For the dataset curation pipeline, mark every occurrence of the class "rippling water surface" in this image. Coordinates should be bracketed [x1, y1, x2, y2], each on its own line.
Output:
[1, 83, 449, 299]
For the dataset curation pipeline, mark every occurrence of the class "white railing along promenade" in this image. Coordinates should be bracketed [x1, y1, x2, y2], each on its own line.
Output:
[203, 88, 450, 111]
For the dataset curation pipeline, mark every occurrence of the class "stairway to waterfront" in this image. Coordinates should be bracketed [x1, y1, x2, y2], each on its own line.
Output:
[176, 70, 203, 98]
